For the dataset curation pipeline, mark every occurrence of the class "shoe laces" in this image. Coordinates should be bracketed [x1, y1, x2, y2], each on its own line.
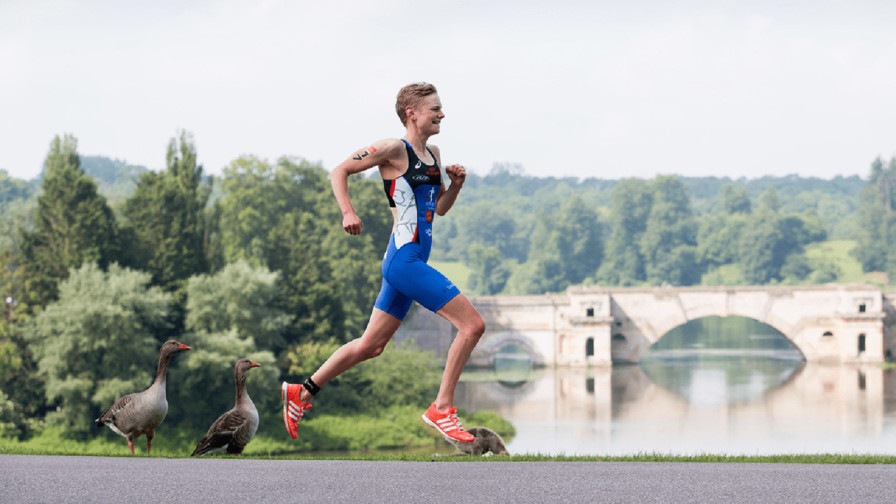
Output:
[450, 411, 467, 432]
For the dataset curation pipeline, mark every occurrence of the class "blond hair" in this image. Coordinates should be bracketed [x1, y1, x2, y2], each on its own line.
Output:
[395, 82, 438, 126]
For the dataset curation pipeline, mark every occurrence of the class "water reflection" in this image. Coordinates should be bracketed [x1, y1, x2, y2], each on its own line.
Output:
[455, 359, 896, 456]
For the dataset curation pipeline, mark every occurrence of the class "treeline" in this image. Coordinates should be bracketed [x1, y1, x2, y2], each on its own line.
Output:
[0, 131, 891, 446]
[433, 166, 867, 294]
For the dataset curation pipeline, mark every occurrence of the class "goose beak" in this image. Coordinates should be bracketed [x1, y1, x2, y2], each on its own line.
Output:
[179, 344, 192, 351]
[250, 361, 261, 368]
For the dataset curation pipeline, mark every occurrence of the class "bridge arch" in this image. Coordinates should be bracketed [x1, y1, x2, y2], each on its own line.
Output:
[647, 315, 804, 359]
[473, 331, 546, 368]
[601, 285, 886, 364]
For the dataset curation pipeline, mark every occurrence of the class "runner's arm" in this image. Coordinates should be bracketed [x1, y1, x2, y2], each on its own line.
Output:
[330, 139, 402, 234]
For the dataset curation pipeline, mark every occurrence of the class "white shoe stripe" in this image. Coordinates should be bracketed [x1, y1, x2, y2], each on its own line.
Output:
[288, 404, 302, 416]
[288, 411, 300, 420]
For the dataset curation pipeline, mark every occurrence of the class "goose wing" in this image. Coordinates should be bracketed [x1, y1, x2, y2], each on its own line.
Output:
[95, 392, 136, 428]
[191, 409, 253, 456]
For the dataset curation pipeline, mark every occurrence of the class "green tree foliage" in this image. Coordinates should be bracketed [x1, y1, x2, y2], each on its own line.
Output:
[450, 202, 526, 263]
[696, 215, 748, 268]
[216, 156, 377, 343]
[514, 196, 604, 293]
[18, 135, 119, 309]
[722, 183, 751, 215]
[0, 249, 43, 439]
[218, 156, 330, 266]
[0, 169, 33, 205]
[267, 212, 345, 345]
[854, 157, 896, 276]
[21, 263, 171, 438]
[0, 198, 33, 258]
[596, 179, 652, 286]
[79, 156, 147, 203]
[467, 244, 512, 295]
[738, 189, 827, 284]
[122, 130, 212, 292]
[170, 261, 281, 431]
[640, 176, 700, 286]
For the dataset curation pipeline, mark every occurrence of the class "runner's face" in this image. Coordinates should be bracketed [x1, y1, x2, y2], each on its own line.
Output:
[410, 94, 444, 135]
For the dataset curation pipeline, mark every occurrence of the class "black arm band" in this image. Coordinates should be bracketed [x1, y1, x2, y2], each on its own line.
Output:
[303, 378, 320, 396]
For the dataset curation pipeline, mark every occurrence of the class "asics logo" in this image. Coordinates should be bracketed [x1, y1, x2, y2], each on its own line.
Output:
[415, 161, 422, 169]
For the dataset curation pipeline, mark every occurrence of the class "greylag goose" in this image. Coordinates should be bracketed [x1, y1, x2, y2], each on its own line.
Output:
[95, 340, 191, 454]
[191, 359, 261, 456]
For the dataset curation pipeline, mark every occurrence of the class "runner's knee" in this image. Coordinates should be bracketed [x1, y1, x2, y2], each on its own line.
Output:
[459, 317, 485, 342]
[357, 340, 387, 360]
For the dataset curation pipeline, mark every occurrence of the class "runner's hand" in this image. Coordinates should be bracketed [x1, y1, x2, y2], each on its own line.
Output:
[446, 164, 466, 188]
[343, 212, 363, 235]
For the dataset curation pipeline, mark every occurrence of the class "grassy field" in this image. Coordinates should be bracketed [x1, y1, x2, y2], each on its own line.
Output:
[428, 259, 473, 293]
[803, 239, 889, 285]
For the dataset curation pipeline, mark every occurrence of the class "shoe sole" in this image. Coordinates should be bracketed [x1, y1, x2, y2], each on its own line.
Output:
[422, 413, 474, 443]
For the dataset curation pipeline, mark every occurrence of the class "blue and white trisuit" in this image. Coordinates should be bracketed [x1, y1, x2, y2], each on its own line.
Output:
[373, 139, 461, 319]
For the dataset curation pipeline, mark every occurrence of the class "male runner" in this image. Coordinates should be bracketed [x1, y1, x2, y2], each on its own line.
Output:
[281, 82, 485, 443]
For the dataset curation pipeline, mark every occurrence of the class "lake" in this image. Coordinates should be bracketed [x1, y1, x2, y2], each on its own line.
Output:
[455, 353, 896, 456]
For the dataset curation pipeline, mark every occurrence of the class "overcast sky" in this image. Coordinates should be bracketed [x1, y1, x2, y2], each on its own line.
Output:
[2, 0, 895, 182]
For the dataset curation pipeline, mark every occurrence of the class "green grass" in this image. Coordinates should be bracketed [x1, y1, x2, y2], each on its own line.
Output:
[803, 239, 888, 285]
[1, 439, 894, 464]
[3, 421, 894, 463]
[428, 260, 473, 292]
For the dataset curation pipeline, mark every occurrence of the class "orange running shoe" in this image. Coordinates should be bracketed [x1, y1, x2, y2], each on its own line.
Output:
[422, 403, 475, 443]
[281, 382, 311, 439]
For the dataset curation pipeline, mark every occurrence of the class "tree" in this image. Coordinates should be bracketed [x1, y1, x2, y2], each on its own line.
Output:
[122, 130, 212, 292]
[18, 135, 119, 309]
[218, 155, 331, 267]
[520, 196, 604, 293]
[169, 261, 282, 431]
[596, 179, 652, 285]
[739, 210, 785, 284]
[640, 176, 700, 285]
[0, 169, 33, 205]
[467, 244, 512, 295]
[451, 202, 526, 263]
[217, 156, 371, 343]
[0, 249, 44, 439]
[696, 214, 748, 268]
[267, 213, 345, 345]
[853, 157, 896, 274]
[21, 263, 171, 437]
[721, 183, 751, 215]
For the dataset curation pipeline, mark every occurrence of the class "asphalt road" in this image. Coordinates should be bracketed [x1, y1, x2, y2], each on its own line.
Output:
[2, 454, 895, 503]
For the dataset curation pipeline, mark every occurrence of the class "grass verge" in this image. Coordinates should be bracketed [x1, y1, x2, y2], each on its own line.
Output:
[1, 441, 894, 464]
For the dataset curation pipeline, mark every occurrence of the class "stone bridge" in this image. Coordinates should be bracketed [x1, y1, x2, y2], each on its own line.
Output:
[395, 284, 896, 366]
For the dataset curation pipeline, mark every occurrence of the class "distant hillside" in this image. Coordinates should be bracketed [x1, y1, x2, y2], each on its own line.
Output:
[79, 156, 148, 202]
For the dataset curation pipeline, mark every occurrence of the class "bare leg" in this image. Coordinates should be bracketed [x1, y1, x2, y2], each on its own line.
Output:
[298, 308, 402, 404]
[127, 439, 135, 455]
[146, 433, 153, 455]
[431, 294, 485, 413]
